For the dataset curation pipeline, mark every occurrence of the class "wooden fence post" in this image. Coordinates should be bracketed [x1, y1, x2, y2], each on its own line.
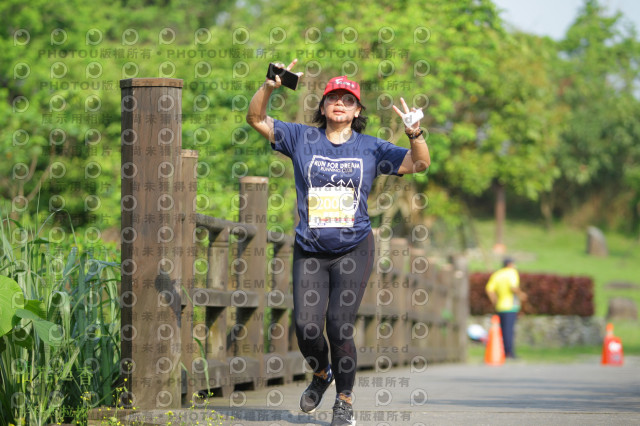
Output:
[204, 225, 230, 380]
[179, 149, 198, 404]
[234, 176, 268, 389]
[438, 265, 454, 360]
[389, 237, 409, 366]
[357, 229, 381, 369]
[451, 255, 469, 362]
[267, 233, 294, 384]
[408, 247, 430, 362]
[120, 78, 183, 409]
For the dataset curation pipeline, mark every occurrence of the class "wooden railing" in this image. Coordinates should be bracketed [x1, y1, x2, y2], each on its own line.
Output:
[120, 78, 468, 409]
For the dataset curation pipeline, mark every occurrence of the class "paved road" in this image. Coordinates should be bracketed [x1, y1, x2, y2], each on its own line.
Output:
[125, 357, 640, 425]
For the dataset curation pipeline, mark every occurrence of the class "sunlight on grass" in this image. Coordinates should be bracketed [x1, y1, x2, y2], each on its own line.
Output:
[467, 219, 640, 356]
[468, 219, 640, 316]
[466, 343, 603, 364]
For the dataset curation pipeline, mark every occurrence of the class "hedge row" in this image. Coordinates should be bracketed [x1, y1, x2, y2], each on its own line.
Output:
[469, 272, 594, 317]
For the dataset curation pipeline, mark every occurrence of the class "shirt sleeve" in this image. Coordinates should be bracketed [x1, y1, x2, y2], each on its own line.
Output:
[272, 120, 304, 158]
[486, 273, 496, 293]
[510, 270, 520, 289]
[374, 139, 409, 176]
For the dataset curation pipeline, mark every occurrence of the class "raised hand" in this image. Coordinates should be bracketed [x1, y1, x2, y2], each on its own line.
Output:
[392, 97, 422, 132]
[265, 59, 304, 89]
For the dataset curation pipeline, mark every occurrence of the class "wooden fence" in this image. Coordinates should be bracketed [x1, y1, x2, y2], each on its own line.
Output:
[120, 78, 469, 409]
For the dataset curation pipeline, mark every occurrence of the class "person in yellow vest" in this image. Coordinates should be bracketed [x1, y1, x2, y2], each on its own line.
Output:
[485, 258, 527, 358]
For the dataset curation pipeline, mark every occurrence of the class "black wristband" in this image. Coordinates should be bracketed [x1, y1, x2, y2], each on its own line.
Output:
[406, 129, 424, 139]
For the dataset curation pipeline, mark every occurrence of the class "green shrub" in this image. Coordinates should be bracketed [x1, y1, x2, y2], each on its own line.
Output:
[0, 213, 120, 425]
[470, 272, 594, 316]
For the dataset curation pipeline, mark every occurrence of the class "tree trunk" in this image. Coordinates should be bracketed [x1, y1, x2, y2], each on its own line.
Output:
[493, 182, 506, 254]
[540, 191, 553, 230]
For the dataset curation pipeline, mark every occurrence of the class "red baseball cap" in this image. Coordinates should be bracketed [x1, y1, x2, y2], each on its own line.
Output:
[323, 76, 361, 100]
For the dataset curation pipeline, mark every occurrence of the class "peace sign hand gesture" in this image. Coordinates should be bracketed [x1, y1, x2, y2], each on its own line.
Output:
[392, 97, 423, 133]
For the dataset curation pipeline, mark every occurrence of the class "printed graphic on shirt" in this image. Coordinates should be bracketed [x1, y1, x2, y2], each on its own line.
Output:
[307, 155, 363, 228]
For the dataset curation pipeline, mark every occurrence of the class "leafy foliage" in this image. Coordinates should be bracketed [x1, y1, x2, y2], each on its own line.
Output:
[1, 0, 639, 235]
[550, 0, 640, 229]
[0, 214, 120, 425]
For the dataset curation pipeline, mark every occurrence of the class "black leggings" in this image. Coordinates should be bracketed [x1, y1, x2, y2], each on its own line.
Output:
[292, 231, 375, 394]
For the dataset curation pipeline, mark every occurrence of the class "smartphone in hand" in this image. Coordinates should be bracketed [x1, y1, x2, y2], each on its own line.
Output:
[266, 63, 300, 90]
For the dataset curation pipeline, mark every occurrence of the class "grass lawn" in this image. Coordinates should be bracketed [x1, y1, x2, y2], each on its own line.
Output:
[466, 219, 640, 356]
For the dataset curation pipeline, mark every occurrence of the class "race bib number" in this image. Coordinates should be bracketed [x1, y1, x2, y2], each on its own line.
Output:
[308, 187, 355, 228]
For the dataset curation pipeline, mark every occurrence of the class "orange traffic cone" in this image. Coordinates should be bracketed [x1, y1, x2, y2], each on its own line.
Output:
[601, 323, 624, 366]
[485, 315, 505, 366]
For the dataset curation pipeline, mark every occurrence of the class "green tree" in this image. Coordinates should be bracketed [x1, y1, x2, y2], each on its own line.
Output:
[552, 0, 640, 230]
[2, 0, 638, 243]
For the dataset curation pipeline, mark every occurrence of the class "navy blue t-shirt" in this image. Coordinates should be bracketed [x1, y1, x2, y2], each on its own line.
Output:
[272, 120, 409, 253]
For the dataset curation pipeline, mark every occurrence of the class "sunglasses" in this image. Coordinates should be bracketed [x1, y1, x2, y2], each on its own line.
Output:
[325, 93, 358, 108]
